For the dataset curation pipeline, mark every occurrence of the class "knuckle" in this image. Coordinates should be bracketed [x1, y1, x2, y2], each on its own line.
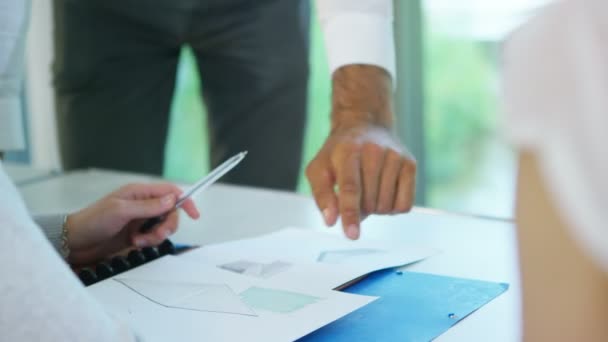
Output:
[316, 190, 333, 201]
[395, 202, 413, 214]
[376, 205, 391, 215]
[375, 198, 392, 214]
[402, 159, 417, 175]
[340, 207, 360, 220]
[362, 145, 384, 168]
[385, 148, 400, 161]
[362, 142, 383, 156]
[339, 181, 359, 196]
[305, 161, 318, 179]
[311, 189, 329, 207]
[306, 160, 332, 183]
[110, 199, 129, 217]
[127, 183, 143, 191]
[119, 184, 135, 193]
[163, 182, 179, 193]
[363, 199, 376, 214]
[337, 141, 361, 157]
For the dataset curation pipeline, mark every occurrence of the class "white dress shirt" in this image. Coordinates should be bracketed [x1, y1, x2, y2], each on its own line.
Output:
[317, 0, 396, 82]
[503, 0, 608, 272]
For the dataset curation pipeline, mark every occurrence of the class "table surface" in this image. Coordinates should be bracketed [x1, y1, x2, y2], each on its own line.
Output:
[3, 161, 59, 186]
[17, 168, 521, 342]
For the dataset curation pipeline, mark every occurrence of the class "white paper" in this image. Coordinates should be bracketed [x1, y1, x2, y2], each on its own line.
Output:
[181, 227, 439, 291]
[113, 278, 257, 316]
[88, 256, 376, 342]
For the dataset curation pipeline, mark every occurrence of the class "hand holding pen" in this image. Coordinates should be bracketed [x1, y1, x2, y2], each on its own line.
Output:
[64, 183, 199, 266]
[52, 151, 246, 266]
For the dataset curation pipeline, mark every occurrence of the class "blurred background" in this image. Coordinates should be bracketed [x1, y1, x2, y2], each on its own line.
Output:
[162, 0, 548, 219]
[9, 0, 549, 220]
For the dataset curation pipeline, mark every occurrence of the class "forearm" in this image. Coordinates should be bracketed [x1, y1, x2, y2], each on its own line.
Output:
[330, 64, 394, 131]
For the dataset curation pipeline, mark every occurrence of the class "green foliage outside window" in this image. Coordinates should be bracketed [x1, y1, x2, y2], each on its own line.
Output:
[424, 30, 498, 197]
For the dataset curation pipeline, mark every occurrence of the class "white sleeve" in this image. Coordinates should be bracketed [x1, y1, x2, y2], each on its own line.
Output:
[0, 0, 27, 151]
[503, 0, 608, 272]
[0, 163, 137, 341]
[316, 0, 396, 83]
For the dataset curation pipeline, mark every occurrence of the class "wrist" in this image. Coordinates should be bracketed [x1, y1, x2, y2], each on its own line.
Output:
[330, 64, 394, 130]
[330, 112, 393, 134]
[63, 212, 95, 266]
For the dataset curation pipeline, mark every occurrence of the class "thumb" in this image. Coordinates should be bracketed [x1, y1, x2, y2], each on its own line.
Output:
[306, 161, 339, 227]
[121, 194, 176, 219]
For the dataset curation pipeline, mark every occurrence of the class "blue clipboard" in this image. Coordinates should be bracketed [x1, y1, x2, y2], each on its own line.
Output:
[298, 269, 509, 341]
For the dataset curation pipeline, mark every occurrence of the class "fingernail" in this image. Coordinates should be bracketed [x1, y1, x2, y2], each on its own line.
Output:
[162, 229, 171, 239]
[135, 238, 147, 248]
[323, 208, 332, 226]
[347, 224, 359, 240]
[161, 194, 174, 206]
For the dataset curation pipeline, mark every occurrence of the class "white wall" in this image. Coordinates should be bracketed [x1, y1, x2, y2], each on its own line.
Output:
[25, 0, 60, 169]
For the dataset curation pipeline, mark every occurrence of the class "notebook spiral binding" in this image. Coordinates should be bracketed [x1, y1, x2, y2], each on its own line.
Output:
[77, 239, 178, 286]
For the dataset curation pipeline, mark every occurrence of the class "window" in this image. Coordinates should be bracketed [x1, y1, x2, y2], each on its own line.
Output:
[420, 0, 548, 218]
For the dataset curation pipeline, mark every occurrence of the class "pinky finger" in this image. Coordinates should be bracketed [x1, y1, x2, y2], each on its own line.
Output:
[394, 163, 416, 213]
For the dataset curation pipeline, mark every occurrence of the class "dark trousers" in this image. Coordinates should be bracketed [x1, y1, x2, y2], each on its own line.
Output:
[53, 0, 310, 191]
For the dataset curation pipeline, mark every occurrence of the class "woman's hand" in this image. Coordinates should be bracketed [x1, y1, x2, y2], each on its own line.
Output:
[65, 183, 200, 265]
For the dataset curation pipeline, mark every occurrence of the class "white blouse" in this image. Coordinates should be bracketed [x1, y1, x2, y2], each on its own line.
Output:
[0, 162, 136, 341]
[503, 0, 608, 272]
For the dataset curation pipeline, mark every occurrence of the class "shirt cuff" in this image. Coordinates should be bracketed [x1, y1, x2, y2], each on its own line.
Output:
[0, 95, 25, 151]
[321, 13, 396, 84]
[33, 214, 67, 253]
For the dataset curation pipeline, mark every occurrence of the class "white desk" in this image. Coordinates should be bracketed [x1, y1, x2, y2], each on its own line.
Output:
[19, 169, 521, 342]
[3, 161, 59, 186]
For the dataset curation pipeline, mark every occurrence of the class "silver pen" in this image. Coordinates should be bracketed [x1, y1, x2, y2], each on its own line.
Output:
[140, 151, 248, 233]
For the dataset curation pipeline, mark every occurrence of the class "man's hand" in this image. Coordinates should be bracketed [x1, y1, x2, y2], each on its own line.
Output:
[65, 183, 200, 265]
[307, 124, 416, 240]
[306, 64, 416, 240]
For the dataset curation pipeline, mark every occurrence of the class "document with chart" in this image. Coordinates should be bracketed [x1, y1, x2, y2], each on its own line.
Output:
[181, 227, 439, 291]
[87, 228, 437, 341]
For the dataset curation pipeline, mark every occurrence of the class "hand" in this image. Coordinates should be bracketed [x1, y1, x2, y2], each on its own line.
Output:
[306, 123, 416, 240]
[65, 183, 200, 265]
